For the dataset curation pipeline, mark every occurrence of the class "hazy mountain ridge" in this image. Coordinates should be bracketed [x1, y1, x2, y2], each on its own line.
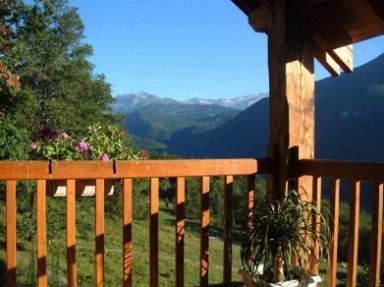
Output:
[116, 53, 384, 162]
[113, 92, 267, 113]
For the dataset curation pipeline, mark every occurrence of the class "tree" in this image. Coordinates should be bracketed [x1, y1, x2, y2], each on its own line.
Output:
[2, 0, 118, 139]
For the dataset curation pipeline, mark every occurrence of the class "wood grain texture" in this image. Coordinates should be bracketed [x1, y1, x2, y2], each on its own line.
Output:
[310, 176, 321, 274]
[175, 177, 185, 287]
[327, 179, 340, 287]
[6, 180, 17, 287]
[123, 179, 133, 287]
[95, 179, 105, 287]
[37, 180, 47, 287]
[150, 178, 159, 287]
[66, 179, 77, 287]
[369, 183, 383, 287]
[200, 176, 210, 287]
[0, 159, 267, 180]
[223, 176, 234, 284]
[347, 180, 360, 287]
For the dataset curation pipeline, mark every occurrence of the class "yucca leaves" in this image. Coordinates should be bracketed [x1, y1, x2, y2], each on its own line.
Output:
[240, 190, 330, 284]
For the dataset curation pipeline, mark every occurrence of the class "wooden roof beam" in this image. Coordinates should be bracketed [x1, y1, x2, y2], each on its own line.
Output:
[313, 33, 353, 74]
[314, 49, 341, 77]
[361, 0, 384, 31]
[248, 6, 268, 33]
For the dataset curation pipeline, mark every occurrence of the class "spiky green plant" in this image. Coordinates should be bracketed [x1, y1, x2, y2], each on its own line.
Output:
[240, 190, 330, 285]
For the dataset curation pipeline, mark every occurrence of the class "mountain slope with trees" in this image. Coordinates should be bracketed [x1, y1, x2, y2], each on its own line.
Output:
[121, 53, 384, 161]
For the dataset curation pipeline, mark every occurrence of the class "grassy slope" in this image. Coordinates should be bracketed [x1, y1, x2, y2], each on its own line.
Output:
[0, 200, 243, 287]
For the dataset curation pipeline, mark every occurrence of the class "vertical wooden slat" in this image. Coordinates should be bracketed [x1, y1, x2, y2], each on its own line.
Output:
[311, 176, 321, 274]
[95, 179, 105, 287]
[247, 174, 255, 235]
[66, 179, 76, 287]
[6, 180, 17, 287]
[327, 178, 340, 287]
[223, 175, 233, 284]
[347, 180, 360, 287]
[369, 183, 383, 287]
[37, 180, 47, 287]
[175, 177, 185, 287]
[123, 178, 133, 287]
[200, 176, 210, 287]
[150, 178, 159, 287]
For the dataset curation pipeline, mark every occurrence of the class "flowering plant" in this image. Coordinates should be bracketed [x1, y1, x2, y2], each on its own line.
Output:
[30, 123, 139, 161]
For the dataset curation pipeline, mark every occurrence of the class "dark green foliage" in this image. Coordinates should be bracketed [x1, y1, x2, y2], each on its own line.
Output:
[1, 0, 117, 141]
[0, 116, 29, 160]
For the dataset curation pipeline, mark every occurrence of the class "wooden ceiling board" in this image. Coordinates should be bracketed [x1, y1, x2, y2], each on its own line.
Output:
[232, 0, 384, 48]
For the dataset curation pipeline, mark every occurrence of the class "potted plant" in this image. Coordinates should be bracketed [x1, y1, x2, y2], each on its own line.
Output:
[240, 189, 330, 287]
[30, 123, 139, 196]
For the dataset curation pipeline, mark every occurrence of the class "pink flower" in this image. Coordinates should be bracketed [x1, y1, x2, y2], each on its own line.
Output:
[101, 153, 109, 161]
[61, 132, 69, 139]
[77, 140, 88, 151]
[30, 142, 38, 150]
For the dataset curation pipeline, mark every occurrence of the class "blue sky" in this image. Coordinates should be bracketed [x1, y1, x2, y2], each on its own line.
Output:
[70, 0, 384, 100]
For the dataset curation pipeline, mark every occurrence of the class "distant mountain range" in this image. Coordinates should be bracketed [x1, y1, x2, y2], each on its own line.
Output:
[114, 53, 384, 162]
[113, 92, 267, 113]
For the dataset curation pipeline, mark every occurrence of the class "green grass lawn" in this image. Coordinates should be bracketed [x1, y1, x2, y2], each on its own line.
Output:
[0, 200, 243, 287]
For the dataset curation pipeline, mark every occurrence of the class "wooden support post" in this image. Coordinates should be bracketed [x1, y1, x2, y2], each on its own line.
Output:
[267, 0, 315, 201]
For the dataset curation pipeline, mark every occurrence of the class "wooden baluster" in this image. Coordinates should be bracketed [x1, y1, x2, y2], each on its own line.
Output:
[6, 180, 17, 287]
[37, 180, 47, 287]
[150, 178, 159, 287]
[347, 180, 360, 287]
[247, 174, 255, 236]
[200, 176, 210, 287]
[223, 175, 233, 284]
[175, 177, 185, 287]
[123, 178, 133, 287]
[327, 178, 340, 287]
[67, 179, 77, 287]
[95, 179, 105, 287]
[369, 183, 383, 287]
[311, 176, 321, 274]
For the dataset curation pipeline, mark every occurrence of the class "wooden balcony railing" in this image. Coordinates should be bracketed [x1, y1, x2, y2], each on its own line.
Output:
[1, 158, 383, 286]
[299, 159, 384, 287]
[0, 159, 271, 287]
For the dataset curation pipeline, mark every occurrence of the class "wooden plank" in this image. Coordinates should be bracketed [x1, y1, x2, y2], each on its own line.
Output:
[310, 176, 321, 274]
[299, 159, 384, 181]
[369, 183, 383, 287]
[327, 179, 340, 287]
[6, 180, 17, 287]
[150, 178, 159, 287]
[313, 33, 353, 73]
[200, 176, 210, 287]
[175, 177, 185, 287]
[123, 178, 133, 287]
[37, 180, 47, 287]
[267, 0, 315, 197]
[223, 176, 233, 284]
[314, 48, 341, 76]
[248, 6, 268, 32]
[247, 174, 255, 235]
[0, 159, 268, 180]
[346, 180, 360, 287]
[66, 179, 76, 287]
[95, 179, 105, 287]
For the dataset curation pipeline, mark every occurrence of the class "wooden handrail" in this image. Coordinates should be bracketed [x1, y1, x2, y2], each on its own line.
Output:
[299, 159, 384, 181]
[1, 159, 266, 287]
[0, 159, 269, 180]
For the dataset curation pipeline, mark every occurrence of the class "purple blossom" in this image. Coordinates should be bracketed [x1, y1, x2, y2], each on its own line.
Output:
[30, 142, 38, 150]
[77, 140, 88, 152]
[101, 153, 109, 161]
